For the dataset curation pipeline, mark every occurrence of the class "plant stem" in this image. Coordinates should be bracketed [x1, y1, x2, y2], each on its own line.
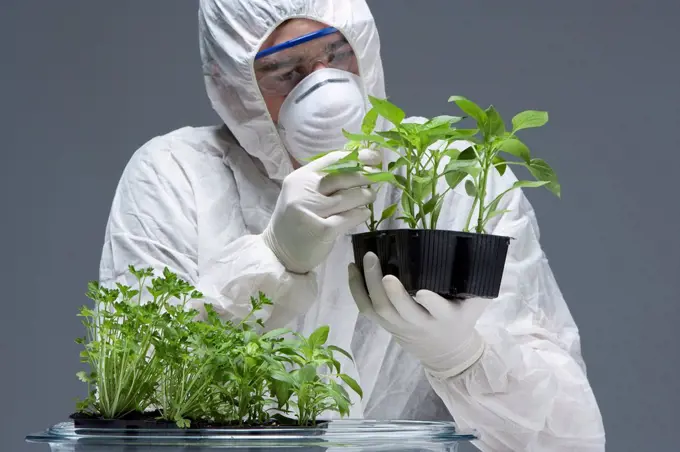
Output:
[464, 197, 478, 232]
[236, 307, 257, 329]
[476, 165, 488, 234]
[473, 142, 494, 234]
[412, 142, 428, 230]
[430, 153, 441, 229]
[367, 200, 376, 231]
[405, 145, 415, 228]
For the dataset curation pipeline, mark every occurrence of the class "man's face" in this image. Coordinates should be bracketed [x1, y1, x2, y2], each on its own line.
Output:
[254, 19, 360, 123]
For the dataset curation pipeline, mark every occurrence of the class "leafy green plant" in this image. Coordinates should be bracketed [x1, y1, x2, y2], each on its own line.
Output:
[75, 267, 168, 419]
[203, 294, 297, 427]
[75, 267, 362, 429]
[268, 325, 362, 426]
[316, 95, 560, 234]
[152, 295, 219, 428]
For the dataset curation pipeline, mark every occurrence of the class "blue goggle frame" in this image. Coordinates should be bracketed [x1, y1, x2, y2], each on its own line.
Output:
[255, 27, 339, 60]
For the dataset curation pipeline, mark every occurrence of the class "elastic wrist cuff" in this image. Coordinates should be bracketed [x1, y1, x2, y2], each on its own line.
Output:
[260, 226, 309, 275]
[425, 332, 486, 380]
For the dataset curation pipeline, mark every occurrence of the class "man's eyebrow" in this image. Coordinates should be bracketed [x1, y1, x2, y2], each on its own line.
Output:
[255, 57, 299, 73]
[327, 36, 350, 50]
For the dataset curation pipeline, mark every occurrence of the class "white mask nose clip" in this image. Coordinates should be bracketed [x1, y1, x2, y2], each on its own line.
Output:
[276, 68, 367, 164]
[293, 76, 353, 104]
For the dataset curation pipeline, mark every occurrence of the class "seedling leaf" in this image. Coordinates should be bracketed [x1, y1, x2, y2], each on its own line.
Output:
[369, 96, 406, 125]
[448, 95, 488, 125]
[380, 203, 398, 222]
[528, 158, 561, 197]
[512, 110, 548, 132]
[465, 180, 477, 197]
[493, 155, 507, 176]
[328, 345, 354, 362]
[365, 171, 397, 184]
[339, 374, 363, 399]
[485, 105, 506, 137]
[308, 325, 330, 347]
[424, 115, 463, 130]
[361, 108, 379, 135]
[499, 137, 531, 163]
[512, 180, 550, 190]
[341, 130, 389, 146]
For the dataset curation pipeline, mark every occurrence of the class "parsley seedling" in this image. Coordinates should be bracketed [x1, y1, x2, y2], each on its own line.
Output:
[75, 267, 361, 428]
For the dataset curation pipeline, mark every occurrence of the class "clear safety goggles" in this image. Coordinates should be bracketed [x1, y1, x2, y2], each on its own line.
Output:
[254, 27, 359, 97]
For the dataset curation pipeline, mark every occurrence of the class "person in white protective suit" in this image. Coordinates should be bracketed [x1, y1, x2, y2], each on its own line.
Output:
[98, 0, 606, 450]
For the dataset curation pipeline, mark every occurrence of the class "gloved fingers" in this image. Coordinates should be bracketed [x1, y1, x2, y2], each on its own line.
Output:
[322, 207, 372, 236]
[304, 150, 355, 171]
[363, 252, 403, 324]
[319, 187, 377, 217]
[348, 263, 377, 317]
[318, 172, 373, 196]
[305, 148, 382, 173]
[382, 275, 432, 324]
[356, 148, 383, 167]
[413, 290, 457, 319]
[414, 290, 491, 323]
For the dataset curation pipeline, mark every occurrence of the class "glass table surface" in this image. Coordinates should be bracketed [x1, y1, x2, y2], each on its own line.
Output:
[26, 419, 478, 451]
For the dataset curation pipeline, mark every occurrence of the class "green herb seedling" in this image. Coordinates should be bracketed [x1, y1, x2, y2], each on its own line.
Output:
[317, 95, 560, 234]
[269, 325, 362, 426]
[76, 266, 196, 420]
[75, 267, 362, 429]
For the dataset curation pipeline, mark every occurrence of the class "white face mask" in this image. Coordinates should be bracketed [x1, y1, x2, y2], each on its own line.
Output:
[276, 68, 367, 164]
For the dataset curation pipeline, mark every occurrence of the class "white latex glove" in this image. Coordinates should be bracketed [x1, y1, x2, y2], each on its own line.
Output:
[348, 252, 489, 379]
[262, 149, 381, 274]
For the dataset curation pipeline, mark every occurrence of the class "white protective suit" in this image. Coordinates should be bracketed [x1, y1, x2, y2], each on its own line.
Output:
[98, 0, 606, 450]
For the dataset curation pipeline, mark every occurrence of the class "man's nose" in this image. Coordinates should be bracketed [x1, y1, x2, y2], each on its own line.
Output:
[310, 60, 329, 72]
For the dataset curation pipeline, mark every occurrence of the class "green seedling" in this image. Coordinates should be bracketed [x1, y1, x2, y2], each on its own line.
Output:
[268, 325, 362, 426]
[75, 267, 361, 428]
[75, 266, 178, 419]
[316, 95, 560, 233]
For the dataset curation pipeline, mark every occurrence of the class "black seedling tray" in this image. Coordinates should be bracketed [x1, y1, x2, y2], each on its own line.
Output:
[351, 229, 511, 299]
[70, 412, 328, 434]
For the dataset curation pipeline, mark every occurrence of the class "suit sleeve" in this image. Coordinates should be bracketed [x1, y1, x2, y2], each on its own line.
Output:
[98, 137, 318, 327]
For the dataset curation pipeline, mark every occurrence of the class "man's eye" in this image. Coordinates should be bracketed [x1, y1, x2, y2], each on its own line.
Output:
[277, 71, 296, 81]
[329, 48, 354, 63]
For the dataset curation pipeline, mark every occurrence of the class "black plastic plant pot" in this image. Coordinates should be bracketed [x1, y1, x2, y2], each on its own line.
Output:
[351, 229, 511, 299]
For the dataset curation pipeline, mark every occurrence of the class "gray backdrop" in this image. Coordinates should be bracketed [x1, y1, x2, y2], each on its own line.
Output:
[2, 1, 678, 451]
